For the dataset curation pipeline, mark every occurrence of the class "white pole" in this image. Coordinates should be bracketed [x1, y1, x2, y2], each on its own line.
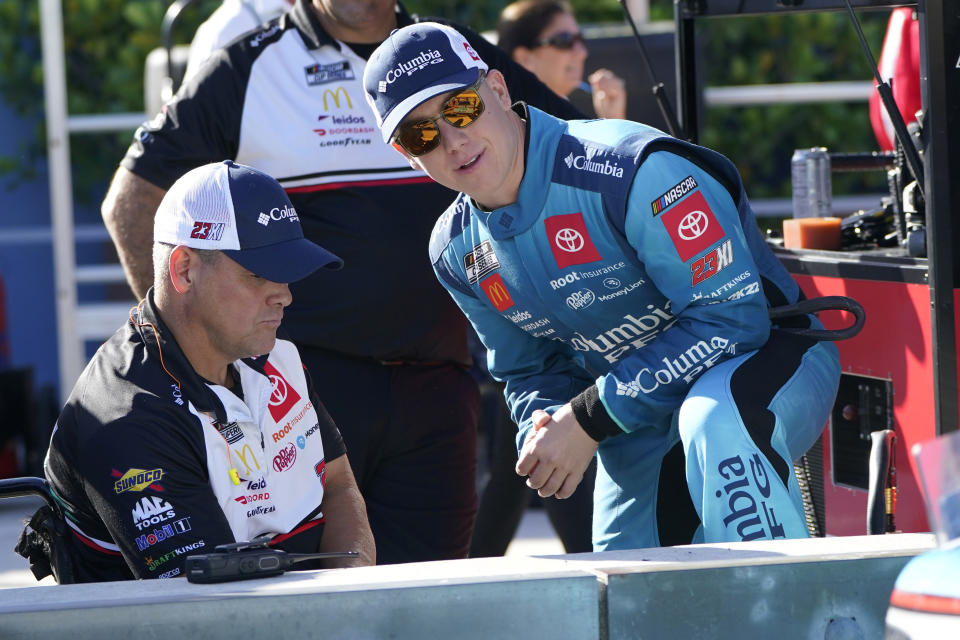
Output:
[625, 0, 649, 25]
[39, 0, 82, 404]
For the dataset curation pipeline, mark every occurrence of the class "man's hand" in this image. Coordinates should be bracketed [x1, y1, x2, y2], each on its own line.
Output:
[588, 68, 627, 120]
[515, 404, 598, 499]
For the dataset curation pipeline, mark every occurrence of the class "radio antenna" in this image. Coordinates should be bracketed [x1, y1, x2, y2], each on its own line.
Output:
[618, 0, 685, 140]
[841, 0, 924, 198]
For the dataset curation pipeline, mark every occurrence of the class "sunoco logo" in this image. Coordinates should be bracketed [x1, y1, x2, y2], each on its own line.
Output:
[563, 152, 624, 178]
[113, 468, 164, 494]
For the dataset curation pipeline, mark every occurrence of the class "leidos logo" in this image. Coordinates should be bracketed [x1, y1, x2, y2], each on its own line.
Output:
[263, 361, 302, 422]
[563, 152, 624, 178]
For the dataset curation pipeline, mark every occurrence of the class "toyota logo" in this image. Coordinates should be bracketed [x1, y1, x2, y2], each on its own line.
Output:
[555, 228, 584, 253]
[677, 211, 709, 240]
[269, 374, 288, 406]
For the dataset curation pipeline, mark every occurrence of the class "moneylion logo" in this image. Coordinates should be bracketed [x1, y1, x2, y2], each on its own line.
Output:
[562, 152, 624, 178]
[322, 86, 352, 110]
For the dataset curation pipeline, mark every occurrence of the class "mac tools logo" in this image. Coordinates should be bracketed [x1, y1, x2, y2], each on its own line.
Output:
[132, 496, 176, 531]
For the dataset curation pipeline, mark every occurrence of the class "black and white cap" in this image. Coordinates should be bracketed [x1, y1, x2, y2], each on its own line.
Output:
[154, 160, 342, 283]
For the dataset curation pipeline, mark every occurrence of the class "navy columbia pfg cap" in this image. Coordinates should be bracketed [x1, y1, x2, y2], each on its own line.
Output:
[363, 22, 488, 143]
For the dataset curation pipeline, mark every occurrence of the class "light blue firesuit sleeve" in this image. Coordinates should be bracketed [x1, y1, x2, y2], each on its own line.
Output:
[592, 151, 771, 432]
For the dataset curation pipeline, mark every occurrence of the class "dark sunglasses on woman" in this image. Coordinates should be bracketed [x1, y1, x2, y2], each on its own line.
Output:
[535, 31, 585, 50]
[392, 72, 487, 157]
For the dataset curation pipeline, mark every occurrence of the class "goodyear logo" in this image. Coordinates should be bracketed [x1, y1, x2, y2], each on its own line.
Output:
[114, 468, 164, 494]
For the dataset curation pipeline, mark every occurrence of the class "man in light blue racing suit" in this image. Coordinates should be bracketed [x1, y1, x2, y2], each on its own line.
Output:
[362, 23, 842, 550]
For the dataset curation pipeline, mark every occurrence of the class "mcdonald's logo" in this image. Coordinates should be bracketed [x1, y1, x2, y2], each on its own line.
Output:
[233, 444, 262, 476]
[480, 274, 515, 312]
[321, 86, 352, 110]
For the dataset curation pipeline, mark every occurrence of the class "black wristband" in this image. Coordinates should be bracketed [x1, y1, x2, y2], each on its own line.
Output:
[569, 385, 624, 443]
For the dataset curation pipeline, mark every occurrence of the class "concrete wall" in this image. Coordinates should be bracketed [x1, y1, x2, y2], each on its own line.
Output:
[0, 533, 934, 640]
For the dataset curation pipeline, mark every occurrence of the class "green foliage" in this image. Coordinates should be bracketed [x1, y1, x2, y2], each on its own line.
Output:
[696, 11, 891, 198]
[0, 0, 898, 205]
[0, 0, 218, 202]
[403, 0, 623, 32]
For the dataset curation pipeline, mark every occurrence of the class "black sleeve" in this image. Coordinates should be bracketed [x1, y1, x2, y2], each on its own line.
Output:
[78, 411, 236, 579]
[428, 18, 588, 121]
[302, 363, 347, 462]
[120, 47, 249, 189]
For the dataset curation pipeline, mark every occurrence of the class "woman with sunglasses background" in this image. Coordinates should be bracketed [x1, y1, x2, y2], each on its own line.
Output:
[497, 0, 627, 120]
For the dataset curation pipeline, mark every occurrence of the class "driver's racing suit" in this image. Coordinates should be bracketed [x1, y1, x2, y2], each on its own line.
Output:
[429, 105, 841, 550]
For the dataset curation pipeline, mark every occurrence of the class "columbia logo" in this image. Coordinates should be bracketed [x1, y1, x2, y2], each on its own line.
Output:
[257, 213, 270, 226]
[615, 380, 639, 398]
[378, 80, 387, 93]
[564, 152, 575, 168]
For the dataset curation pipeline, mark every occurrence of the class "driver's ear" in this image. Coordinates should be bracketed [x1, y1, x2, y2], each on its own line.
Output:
[485, 70, 513, 109]
[391, 141, 418, 170]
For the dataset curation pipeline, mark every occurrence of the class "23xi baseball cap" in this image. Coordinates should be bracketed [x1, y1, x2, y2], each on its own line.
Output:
[154, 160, 342, 283]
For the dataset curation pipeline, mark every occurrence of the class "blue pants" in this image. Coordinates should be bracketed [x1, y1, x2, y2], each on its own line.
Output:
[593, 329, 841, 551]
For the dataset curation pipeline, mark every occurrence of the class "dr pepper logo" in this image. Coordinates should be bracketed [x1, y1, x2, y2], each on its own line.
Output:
[263, 361, 301, 422]
[543, 213, 602, 270]
[658, 191, 725, 262]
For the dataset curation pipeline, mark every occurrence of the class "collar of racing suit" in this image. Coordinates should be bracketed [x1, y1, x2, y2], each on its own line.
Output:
[470, 104, 565, 241]
[131, 290, 271, 427]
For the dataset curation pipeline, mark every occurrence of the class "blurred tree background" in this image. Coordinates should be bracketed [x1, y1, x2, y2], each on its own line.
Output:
[0, 0, 893, 206]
